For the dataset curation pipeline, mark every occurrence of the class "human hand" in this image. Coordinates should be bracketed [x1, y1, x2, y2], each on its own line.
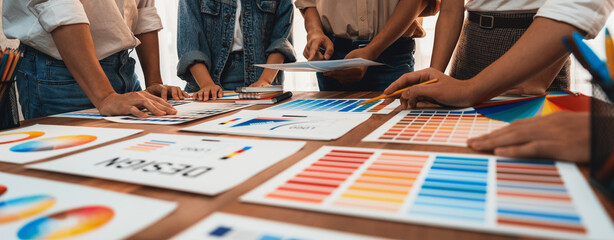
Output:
[323, 47, 377, 84]
[97, 91, 177, 118]
[145, 84, 190, 101]
[467, 111, 589, 163]
[303, 31, 334, 61]
[500, 79, 549, 96]
[382, 68, 478, 109]
[191, 82, 223, 101]
[249, 80, 273, 87]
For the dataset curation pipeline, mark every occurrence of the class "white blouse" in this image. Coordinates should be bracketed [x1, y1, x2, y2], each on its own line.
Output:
[2, 0, 163, 60]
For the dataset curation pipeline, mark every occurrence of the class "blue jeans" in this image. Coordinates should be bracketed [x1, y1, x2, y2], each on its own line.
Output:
[185, 52, 245, 92]
[16, 45, 142, 119]
[317, 37, 415, 91]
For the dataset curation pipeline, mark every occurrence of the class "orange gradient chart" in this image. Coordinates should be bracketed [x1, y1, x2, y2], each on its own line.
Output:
[0, 132, 44, 145]
[0, 195, 56, 224]
[17, 206, 114, 239]
[10, 135, 97, 152]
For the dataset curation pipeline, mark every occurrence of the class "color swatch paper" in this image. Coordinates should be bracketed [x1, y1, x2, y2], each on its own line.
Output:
[172, 212, 379, 240]
[241, 146, 614, 239]
[474, 91, 590, 123]
[262, 99, 400, 114]
[104, 102, 250, 125]
[0, 124, 142, 164]
[0, 172, 176, 240]
[181, 110, 372, 140]
[51, 108, 105, 119]
[363, 109, 508, 146]
[29, 134, 306, 196]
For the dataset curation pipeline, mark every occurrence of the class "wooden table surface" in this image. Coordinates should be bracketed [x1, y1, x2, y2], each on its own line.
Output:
[2, 91, 613, 239]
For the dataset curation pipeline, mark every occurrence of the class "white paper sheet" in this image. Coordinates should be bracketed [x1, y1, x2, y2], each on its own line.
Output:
[241, 146, 614, 239]
[0, 124, 142, 164]
[181, 110, 371, 140]
[0, 172, 176, 240]
[104, 102, 250, 125]
[362, 109, 508, 146]
[29, 133, 306, 196]
[254, 58, 385, 72]
[261, 99, 400, 114]
[172, 212, 380, 240]
[50, 108, 105, 119]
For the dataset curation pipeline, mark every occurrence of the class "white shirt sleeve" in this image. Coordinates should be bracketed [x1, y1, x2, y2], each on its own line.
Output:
[28, 0, 90, 32]
[135, 0, 163, 35]
[536, 0, 614, 39]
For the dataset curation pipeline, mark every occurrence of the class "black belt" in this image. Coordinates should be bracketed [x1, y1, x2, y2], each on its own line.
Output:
[468, 11, 534, 29]
[331, 36, 415, 57]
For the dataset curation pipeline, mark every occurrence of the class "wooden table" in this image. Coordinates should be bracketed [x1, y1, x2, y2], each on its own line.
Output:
[2, 91, 613, 239]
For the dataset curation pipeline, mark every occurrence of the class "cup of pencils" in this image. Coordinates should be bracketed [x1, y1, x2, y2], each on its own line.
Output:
[0, 48, 23, 130]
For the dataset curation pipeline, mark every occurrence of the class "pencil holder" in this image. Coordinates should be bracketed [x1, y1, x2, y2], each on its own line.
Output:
[590, 81, 614, 202]
[0, 79, 20, 130]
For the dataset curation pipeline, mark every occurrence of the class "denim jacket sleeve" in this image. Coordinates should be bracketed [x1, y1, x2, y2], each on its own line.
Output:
[265, 0, 296, 63]
[176, 0, 212, 80]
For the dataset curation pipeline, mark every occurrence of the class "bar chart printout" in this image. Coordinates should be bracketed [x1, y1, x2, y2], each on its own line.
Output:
[263, 99, 400, 114]
[241, 146, 614, 239]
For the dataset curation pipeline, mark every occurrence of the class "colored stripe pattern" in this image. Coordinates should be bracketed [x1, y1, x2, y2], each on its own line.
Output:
[221, 146, 252, 160]
[377, 110, 507, 146]
[410, 156, 489, 222]
[124, 140, 175, 152]
[266, 149, 374, 203]
[496, 159, 586, 233]
[333, 153, 429, 212]
[266, 99, 389, 113]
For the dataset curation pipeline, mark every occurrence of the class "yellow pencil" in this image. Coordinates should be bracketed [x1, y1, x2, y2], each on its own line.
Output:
[606, 28, 614, 80]
[358, 78, 438, 105]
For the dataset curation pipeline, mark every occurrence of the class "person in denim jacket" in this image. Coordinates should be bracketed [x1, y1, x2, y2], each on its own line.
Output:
[177, 0, 296, 101]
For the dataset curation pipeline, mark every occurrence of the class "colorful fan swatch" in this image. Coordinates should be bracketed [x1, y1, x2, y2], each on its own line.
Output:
[263, 99, 400, 114]
[363, 109, 508, 146]
[0, 131, 44, 144]
[0, 195, 56, 224]
[241, 146, 614, 239]
[10, 135, 97, 152]
[474, 91, 590, 123]
[17, 206, 114, 239]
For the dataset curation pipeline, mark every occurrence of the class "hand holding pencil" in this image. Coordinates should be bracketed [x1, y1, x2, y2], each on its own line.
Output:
[359, 78, 438, 105]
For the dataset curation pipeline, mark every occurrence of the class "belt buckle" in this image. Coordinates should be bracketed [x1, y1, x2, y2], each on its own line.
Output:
[479, 15, 494, 29]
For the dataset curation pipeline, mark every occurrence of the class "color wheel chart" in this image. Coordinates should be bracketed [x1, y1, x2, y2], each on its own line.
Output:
[474, 91, 590, 123]
[172, 213, 379, 240]
[263, 99, 400, 114]
[0, 124, 142, 164]
[0, 172, 176, 240]
[241, 146, 614, 239]
[363, 109, 508, 146]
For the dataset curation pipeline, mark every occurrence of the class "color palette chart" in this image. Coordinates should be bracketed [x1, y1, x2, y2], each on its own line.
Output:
[241, 146, 614, 239]
[0, 124, 142, 164]
[51, 108, 105, 119]
[474, 91, 590, 123]
[0, 172, 176, 240]
[30, 133, 306, 196]
[172, 212, 379, 240]
[104, 102, 250, 125]
[182, 110, 372, 140]
[263, 99, 400, 114]
[363, 109, 508, 146]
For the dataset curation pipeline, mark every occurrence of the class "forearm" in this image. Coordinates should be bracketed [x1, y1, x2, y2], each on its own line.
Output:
[367, 0, 428, 57]
[189, 63, 216, 88]
[469, 17, 580, 102]
[301, 8, 325, 36]
[136, 31, 163, 87]
[430, 0, 465, 71]
[50, 23, 116, 107]
[258, 53, 284, 83]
